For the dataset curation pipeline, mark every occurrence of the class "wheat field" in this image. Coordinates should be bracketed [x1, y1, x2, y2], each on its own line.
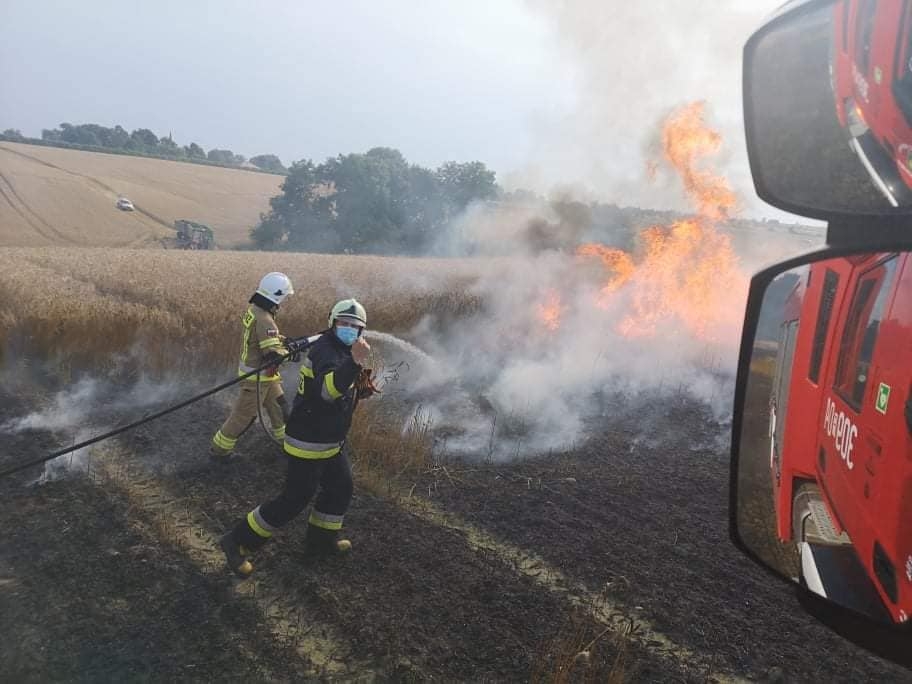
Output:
[0, 142, 283, 248]
[0, 247, 480, 373]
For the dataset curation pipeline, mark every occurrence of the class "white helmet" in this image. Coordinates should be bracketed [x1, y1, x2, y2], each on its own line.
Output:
[328, 298, 367, 328]
[256, 272, 294, 305]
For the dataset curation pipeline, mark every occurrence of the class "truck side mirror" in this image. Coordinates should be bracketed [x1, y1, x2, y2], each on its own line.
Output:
[743, 0, 912, 218]
[730, 246, 912, 662]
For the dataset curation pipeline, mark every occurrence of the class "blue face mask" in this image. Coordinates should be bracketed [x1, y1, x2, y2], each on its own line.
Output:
[335, 325, 359, 346]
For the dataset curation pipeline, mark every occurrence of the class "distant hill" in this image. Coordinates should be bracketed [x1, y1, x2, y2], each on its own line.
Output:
[0, 142, 282, 248]
[0, 140, 823, 263]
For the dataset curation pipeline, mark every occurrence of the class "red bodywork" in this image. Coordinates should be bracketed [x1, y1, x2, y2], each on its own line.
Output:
[832, 0, 912, 198]
[771, 253, 912, 623]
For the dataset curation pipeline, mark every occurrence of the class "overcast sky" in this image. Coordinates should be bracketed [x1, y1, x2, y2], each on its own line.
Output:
[0, 1, 789, 216]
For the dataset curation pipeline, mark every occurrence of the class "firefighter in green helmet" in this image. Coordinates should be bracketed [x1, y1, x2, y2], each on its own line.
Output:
[220, 298, 379, 577]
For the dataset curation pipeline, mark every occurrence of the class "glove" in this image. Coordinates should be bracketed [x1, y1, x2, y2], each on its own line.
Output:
[355, 368, 381, 399]
[285, 336, 312, 363]
[262, 351, 284, 377]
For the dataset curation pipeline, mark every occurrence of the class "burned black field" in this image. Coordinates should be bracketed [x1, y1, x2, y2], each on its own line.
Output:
[0, 370, 907, 683]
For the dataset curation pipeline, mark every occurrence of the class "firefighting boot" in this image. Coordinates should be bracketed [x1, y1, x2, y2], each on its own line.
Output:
[303, 525, 352, 558]
[209, 444, 235, 464]
[219, 532, 254, 578]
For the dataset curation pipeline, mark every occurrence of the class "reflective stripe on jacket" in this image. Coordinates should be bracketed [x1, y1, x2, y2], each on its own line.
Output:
[284, 331, 361, 458]
[238, 299, 287, 382]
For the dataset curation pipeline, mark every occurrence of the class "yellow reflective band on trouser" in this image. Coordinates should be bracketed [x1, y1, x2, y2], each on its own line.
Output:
[273, 425, 286, 440]
[247, 506, 276, 539]
[212, 430, 237, 450]
[309, 509, 344, 531]
[238, 366, 282, 382]
[323, 372, 342, 400]
[283, 436, 340, 460]
[300, 364, 314, 379]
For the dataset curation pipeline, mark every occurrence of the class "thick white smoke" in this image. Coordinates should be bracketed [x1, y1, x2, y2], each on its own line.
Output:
[368, 232, 743, 460]
[512, 0, 776, 217]
[365, 1, 818, 459]
[1, 373, 198, 482]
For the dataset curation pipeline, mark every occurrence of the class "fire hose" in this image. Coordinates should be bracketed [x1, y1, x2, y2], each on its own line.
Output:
[0, 335, 319, 480]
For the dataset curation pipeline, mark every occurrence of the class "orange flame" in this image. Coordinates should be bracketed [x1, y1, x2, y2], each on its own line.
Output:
[662, 101, 738, 220]
[616, 219, 742, 340]
[576, 243, 636, 307]
[536, 101, 746, 345]
[536, 290, 562, 331]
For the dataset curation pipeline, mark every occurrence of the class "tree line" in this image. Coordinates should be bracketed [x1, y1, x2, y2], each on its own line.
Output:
[250, 147, 498, 254]
[1, 124, 286, 173]
[2, 125, 804, 257]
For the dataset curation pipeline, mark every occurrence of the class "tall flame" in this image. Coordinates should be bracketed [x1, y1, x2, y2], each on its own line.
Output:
[535, 101, 746, 344]
[662, 101, 738, 220]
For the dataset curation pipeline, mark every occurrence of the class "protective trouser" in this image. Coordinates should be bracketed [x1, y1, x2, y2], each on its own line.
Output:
[211, 383, 286, 454]
[233, 447, 353, 551]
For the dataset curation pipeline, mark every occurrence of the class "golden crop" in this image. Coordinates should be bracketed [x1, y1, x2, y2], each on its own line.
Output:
[0, 247, 482, 374]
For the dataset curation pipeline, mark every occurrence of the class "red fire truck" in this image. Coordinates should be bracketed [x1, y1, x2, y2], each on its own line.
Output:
[769, 252, 912, 623]
[831, 0, 912, 206]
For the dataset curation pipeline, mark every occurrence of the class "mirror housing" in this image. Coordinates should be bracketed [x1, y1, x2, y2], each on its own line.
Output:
[744, 0, 912, 218]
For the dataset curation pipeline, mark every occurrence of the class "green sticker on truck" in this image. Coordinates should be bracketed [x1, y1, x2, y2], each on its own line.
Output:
[875, 382, 890, 415]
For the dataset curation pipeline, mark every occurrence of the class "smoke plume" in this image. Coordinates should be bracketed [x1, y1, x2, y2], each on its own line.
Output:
[509, 0, 773, 216]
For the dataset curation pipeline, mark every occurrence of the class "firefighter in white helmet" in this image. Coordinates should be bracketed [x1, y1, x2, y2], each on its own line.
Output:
[210, 272, 294, 461]
[220, 298, 380, 576]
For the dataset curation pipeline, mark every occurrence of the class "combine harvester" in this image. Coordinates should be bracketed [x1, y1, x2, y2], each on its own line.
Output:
[168, 219, 216, 250]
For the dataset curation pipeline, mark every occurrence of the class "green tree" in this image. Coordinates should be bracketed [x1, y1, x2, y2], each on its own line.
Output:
[436, 160, 498, 212]
[250, 154, 286, 173]
[158, 134, 182, 157]
[184, 142, 206, 159]
[106, 125, 130, 149]
[251, 159, 323, 248]
[130, 128, 159, 150]
[59, 122, 102, 146]
[207, 148, 236, 164]
[2, 129, 24, 140]
[252, 149, 500, 254]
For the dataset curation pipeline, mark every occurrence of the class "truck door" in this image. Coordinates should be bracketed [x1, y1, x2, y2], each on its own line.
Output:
[872, 255, 912, 620]
[818, 255, 901, 588]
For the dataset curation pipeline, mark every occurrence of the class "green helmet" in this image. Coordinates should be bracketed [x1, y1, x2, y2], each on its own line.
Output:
[328, 298, 367, 328]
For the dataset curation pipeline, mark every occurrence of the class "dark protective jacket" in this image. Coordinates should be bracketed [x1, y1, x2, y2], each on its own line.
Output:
[284, 330, 361, 459]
